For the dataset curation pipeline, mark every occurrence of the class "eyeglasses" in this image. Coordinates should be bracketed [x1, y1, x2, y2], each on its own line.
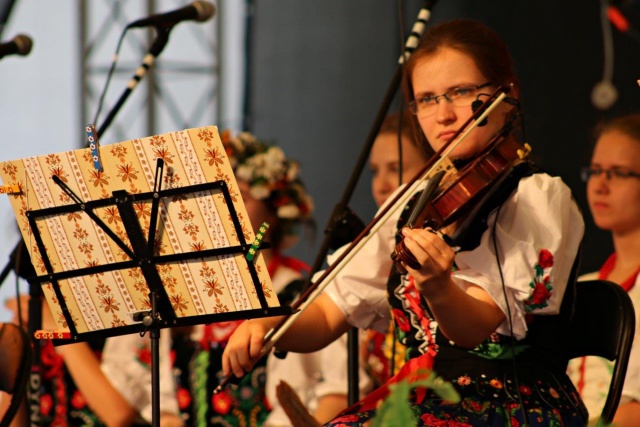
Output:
[408, 82, 492, 116]
[580, 166, 640, 182]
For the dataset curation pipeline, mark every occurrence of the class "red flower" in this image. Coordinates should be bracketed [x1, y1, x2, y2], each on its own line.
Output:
[331, 414, 361, 423]
[530, 282, 551, 305]
[212, 392, 232, 415]
[70, 390, 86, 409]
[538, 249, 554, 269]
[457, 376, 471, 386]
[40, 393, 53, 416]
[519, 385, 532, 396]
[137, 347, 152, 366]
[392, 308, 411, 332]
[177, 388, 191, 410]
[510, 417, 520, 427]
[421, 414, 473, 426]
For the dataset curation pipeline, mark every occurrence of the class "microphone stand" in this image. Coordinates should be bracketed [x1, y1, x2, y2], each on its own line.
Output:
[97, 26, 170, 139]
[299, 1, 437, 405]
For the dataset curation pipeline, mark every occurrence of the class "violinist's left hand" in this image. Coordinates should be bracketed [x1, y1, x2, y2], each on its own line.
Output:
[400, 227, 505, 348]
[400, 227, 456, 298]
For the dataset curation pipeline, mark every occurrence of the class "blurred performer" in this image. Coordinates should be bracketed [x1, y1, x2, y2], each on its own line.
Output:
[568, 113, 640, 426]
[5, 296, 182, 426]
[363, 110, 429, 389]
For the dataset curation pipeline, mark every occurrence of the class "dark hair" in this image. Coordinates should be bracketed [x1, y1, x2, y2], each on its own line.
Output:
[402, 20, 519, 149]
[593, 113, 640, 143]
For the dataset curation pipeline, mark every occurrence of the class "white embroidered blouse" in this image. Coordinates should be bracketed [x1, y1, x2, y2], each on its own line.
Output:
[324, 173, 584, 341]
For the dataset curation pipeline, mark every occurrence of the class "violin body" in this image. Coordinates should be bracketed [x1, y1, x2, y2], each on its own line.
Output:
[391, 133, 531, 274]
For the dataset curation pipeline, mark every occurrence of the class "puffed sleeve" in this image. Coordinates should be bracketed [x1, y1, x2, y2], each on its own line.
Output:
[453, 173, 584, 340]
[323, 186, 411, 333]
[100, 329, 180, 422]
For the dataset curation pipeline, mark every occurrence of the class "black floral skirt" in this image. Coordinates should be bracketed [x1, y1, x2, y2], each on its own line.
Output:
[325, 345, 587, 427]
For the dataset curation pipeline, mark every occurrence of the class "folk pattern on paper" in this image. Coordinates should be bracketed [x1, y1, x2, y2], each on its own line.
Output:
[0, 126, 277, 334]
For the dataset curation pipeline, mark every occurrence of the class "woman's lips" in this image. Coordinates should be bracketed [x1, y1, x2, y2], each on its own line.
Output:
[438, 131, 456, 141]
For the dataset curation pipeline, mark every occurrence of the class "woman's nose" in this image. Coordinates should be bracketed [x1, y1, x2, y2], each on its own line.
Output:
[435, 100, 456, 124]
[590, 173, 610, 193]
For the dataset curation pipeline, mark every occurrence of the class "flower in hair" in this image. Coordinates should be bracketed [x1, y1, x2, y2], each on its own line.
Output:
[220, 130, 314, 232]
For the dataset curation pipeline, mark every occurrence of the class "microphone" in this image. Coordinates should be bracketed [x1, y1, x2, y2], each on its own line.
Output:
[126, 1, 215, 29]
[0, 34, 33, 60]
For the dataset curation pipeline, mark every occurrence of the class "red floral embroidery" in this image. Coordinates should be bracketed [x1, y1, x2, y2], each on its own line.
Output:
[519, 385, 532, 396]
[538, 249, 554, 268]
[137, 347, 152, 366]
[421, 413, 473, 426]
[489, 379, 503, 389]
[70, 390, 86, 409]
[524, 249, 554, 312]
[177, 388, 191, 410]
[529, 282, 552, 305]
[420, 414, 450, 426]
[461, 399, 490, 414]
[212, 391, 232, 415]
[331, 414, 361, 423]
[392, 308, 411, 332]
[40, 393, 53, 416]
[457, 375, 471, 386]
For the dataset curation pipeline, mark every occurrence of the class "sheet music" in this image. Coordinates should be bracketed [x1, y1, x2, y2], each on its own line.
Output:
[0, 126, 279, 333]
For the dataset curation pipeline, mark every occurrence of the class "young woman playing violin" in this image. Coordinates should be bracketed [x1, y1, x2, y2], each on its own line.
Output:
[223, 19, 587, 426]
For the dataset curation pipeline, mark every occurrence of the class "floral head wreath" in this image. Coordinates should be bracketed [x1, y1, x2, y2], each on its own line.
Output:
[221, 130, 315, 241]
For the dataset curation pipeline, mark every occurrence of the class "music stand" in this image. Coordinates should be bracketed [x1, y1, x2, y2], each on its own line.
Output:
[0, 126, 292, 426]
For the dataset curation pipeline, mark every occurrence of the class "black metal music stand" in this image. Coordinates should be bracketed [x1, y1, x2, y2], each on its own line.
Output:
[25, 158, 291, 427]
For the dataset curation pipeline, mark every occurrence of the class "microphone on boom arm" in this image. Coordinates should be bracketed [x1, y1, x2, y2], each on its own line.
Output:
[126, 1, 216, 30]
[0, 33, 32, 60]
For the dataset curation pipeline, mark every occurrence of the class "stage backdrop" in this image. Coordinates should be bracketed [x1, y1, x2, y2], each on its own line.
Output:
[248, 0, 640, 275]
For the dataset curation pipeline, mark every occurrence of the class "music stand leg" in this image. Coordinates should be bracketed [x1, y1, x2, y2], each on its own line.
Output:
[142, 291, 161, 427]
[150, 326, 160, 427]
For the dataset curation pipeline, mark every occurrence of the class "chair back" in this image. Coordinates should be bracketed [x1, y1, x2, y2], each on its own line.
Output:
[0, 323, 32, 427]
[565, 280, 636, 424]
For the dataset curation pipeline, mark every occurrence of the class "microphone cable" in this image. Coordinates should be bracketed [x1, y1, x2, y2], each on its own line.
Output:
[91, 29, 129, 133]
[491, 203, 531, 427]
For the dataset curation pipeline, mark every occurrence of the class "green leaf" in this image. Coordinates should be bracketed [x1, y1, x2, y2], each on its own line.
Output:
[370, 369, 460, 426]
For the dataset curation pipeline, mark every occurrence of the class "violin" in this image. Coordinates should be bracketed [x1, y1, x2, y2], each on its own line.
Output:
[391, 110, 531, 275]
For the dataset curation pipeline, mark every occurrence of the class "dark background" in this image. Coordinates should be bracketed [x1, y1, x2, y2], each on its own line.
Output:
[247, 0, 640, 274]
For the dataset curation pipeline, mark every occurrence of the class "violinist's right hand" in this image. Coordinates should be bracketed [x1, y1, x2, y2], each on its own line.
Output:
[222, 319, 272, 379]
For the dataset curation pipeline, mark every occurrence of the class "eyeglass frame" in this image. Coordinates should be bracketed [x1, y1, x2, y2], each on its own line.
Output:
[580, 166, 640, 182]
[408, 82, 493, 115]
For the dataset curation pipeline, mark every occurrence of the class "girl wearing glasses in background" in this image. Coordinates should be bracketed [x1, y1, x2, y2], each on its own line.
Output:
[568, 113, 640, 426]
[223, 19, 587, 426]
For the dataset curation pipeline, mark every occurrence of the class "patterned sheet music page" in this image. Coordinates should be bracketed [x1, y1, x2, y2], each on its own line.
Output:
[0, 126, 279, 334]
